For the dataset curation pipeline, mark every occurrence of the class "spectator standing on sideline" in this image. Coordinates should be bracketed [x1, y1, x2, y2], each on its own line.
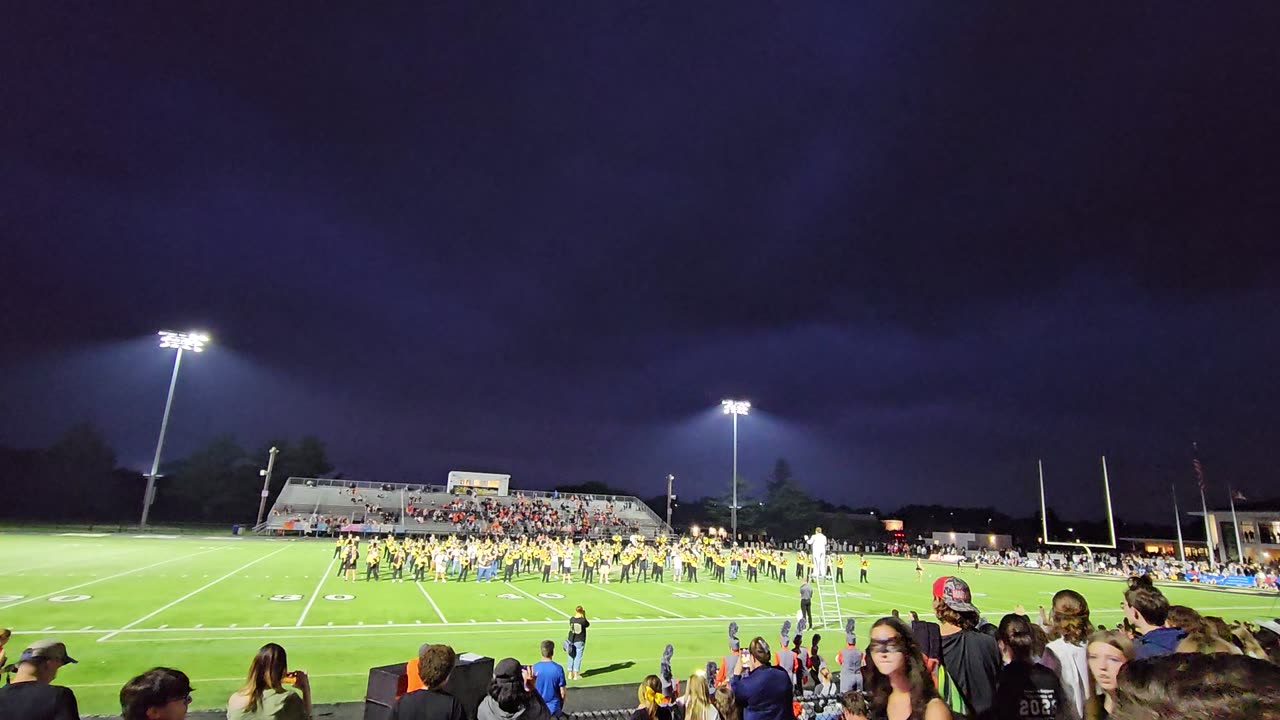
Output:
[992, 614, 1068, 720]
[0, 639, 80, 720]
[568, 606, 590, 680]
[731, 637, 794, 720]
[932, 576, 1000, 720]
[1083, 631, 1133, 720]
[393, 644, 467, 720]
[865, 617, 950, 720]
[1111, 653, 1280, 720]
[1121, 576, 1183, 659]
[533, 641, 567, 717]
[1039, 590, 1092, 719]
[478, 658, 554, 720]
[120, 667, 194, 720]
[799, 577, 815, 628]
[227, 643, 311, 720]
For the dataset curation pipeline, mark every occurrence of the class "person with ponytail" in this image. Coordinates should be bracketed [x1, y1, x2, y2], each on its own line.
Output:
[993, 614, 1069, 720]
[1039, 590, 1092, 719]
[632, 674, 673, 720]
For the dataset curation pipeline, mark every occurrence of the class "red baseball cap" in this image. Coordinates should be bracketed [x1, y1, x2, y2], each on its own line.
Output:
[932, 575, 978, 614]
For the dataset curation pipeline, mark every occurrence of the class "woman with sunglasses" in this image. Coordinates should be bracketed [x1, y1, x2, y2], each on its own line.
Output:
[121, 667, 194, 720]
[866, 617, 951, 720]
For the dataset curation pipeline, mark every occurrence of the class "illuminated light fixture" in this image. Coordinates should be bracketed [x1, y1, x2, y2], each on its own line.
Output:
[158, 330, 210, 352]
[721, 400, 751, 416]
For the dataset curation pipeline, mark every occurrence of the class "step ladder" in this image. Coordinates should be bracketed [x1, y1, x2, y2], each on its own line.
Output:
[815, 565, 843, 629]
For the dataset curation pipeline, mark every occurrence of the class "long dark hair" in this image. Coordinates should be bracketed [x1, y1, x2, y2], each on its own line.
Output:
[866, 617, 938, 720]
[240, 643, 288, 713]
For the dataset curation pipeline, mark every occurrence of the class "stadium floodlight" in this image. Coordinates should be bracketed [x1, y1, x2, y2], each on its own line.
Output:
[158, 330, 210, 352]
[720, 399, 750, 542]
[140, 330, 211, 528]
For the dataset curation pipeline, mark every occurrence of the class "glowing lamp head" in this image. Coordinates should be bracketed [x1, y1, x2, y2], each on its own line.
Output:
[158, 330, 211, 353]
[721, 399, 751, 416]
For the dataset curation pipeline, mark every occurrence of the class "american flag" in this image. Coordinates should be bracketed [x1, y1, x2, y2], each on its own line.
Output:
[1191, 443, 1207, 492]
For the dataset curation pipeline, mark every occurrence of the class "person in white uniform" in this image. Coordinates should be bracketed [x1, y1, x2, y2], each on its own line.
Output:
[805, 527, 829, 579]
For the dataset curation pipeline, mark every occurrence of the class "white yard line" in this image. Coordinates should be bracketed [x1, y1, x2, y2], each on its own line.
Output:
[584, 583, 687, 618]
[504, 582, 571, 617]
[296, 555, 338, 627]
[98, 546, 291, 642]
[0, 547, 224, 611]
[414, 582, 449, 624]
[77, 616, 799, 643]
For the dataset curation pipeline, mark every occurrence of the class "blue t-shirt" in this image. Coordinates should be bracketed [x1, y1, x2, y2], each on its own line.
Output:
[533, 660, 567, 715]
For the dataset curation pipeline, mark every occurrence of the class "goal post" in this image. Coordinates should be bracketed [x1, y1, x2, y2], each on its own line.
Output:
[1038, 456, 1118, 551]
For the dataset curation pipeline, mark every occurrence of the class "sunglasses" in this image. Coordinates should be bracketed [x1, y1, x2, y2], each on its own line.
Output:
[868, 641, 905, 654]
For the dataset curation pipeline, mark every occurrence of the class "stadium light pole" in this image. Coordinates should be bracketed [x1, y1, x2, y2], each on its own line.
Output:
[255, 446, 280, 528]
[140, 331, 210, 528]
[665, 474, 675, 531]
[721, 399, 750, 542]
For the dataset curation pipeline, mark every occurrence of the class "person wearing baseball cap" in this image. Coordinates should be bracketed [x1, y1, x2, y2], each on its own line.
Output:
[0, 639, 80, 720]
[931, 576, 1000, 720]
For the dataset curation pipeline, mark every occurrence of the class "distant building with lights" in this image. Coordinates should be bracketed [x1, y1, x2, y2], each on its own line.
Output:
[1190, 501, 1280, 563]
[930, 530, 1013, 551]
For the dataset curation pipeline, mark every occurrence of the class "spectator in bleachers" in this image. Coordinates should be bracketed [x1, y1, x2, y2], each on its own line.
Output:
[0, 628, 10, 683]
[120, 667, 194, 720]
[393, 644, 466, 720]
[681, 669, 719, 720]
[406, 642, 432, 693]
[478, 658, 554, 720]
[226, 642, 311, 720]
[931, 576, 999, 719]
[731, 637, 794, 720]
[838, 690, 871, 720]
[0, 639, 79, 720]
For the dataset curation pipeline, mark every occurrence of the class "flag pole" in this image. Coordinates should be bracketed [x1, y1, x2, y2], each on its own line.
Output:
[1193, 444, 1216, 566]
[1228, 486, 1244, 563]
[1172, 484, 1185, 563]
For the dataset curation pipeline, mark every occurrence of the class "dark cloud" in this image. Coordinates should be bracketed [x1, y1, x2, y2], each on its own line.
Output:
[3, 4, 1279, 522]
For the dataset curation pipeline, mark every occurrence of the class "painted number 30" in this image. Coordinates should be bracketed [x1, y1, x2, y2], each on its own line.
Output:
[270, 594, 303, 602]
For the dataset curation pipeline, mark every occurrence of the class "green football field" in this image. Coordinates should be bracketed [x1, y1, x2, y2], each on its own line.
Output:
[2, 533, 1277, 716]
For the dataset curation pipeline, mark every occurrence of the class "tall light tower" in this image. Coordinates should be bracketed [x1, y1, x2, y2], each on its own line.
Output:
[140, 330, 210, 528]
[721, 399, 750, 542]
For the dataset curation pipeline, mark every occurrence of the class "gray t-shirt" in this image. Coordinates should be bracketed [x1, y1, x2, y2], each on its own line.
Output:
[799, 584, 813, 601]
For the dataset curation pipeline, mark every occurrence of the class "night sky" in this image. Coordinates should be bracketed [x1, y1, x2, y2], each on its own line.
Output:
[4, 5, 1280, 524]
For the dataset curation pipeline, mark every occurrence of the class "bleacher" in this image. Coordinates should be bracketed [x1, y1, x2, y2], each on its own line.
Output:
[257, 477, 670, 538]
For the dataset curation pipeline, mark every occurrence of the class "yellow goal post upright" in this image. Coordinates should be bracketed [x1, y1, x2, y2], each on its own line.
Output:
[1038, 457, 1117, 572]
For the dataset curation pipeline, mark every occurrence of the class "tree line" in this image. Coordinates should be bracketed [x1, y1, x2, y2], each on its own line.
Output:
[0, 422, 334, 525]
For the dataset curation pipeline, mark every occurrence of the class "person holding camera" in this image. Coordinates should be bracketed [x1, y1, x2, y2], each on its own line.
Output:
[226, 643, 311, 720]
[730, 637, 793, 720]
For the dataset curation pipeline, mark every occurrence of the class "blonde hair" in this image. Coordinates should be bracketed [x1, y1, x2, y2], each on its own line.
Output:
[636, 674, 662, 719]
[684, 671, 712, 720]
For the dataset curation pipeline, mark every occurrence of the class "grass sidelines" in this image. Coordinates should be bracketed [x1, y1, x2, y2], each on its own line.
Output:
[1, 532, 1276, 715]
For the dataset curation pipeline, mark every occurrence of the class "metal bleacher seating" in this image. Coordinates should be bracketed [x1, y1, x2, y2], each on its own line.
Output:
[256, 477, 670, 538]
